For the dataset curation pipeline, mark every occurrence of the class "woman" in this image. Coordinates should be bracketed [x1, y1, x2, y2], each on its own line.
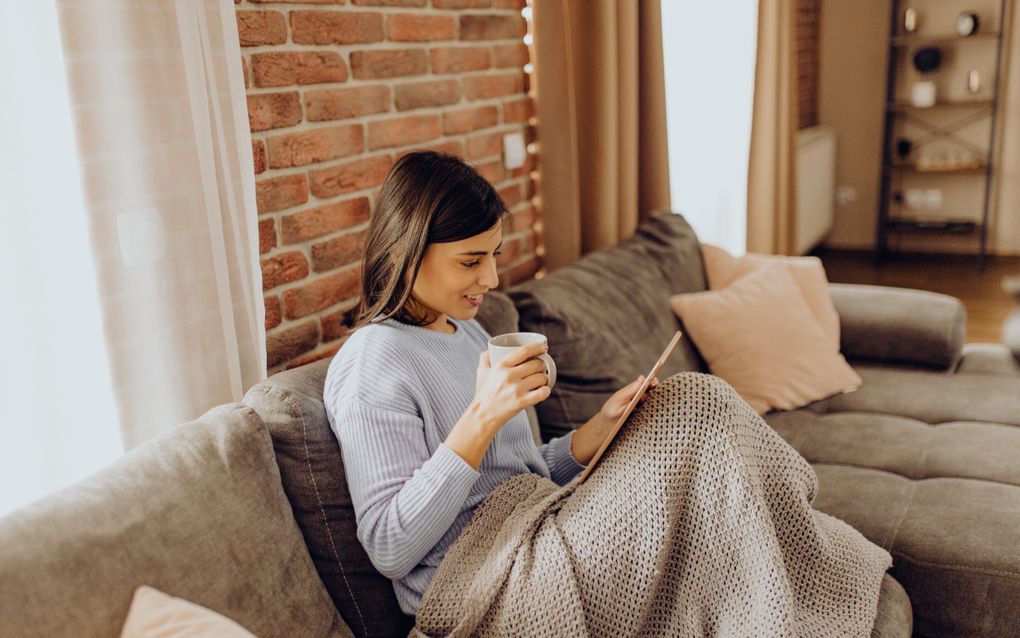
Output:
[325, 152, 891, 636]
[324, 151, 649, 612]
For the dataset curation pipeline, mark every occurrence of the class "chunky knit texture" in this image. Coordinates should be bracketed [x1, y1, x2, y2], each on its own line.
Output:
[323, 317, 583, 615]
[412, 372, 893, 637]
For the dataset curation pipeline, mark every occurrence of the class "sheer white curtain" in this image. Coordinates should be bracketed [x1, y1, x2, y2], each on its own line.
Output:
[0, 0, 264, 516]
[660, 2, 759, 254]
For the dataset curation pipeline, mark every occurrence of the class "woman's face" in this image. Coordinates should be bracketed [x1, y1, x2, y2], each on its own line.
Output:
[410, 222, 502, 330]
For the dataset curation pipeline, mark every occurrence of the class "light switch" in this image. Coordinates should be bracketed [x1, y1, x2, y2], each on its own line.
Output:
[503, 131, 527, 170]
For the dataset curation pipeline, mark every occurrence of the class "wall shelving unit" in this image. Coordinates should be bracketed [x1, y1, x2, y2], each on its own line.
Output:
[876, 0, 1010, 268]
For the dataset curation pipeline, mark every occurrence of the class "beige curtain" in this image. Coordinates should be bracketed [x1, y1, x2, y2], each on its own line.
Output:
[746, 0, 799, 255]
[532, 0, 671, 271]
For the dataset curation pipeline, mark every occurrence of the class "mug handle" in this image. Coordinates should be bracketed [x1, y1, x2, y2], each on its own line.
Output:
[539, 353, 556, 390]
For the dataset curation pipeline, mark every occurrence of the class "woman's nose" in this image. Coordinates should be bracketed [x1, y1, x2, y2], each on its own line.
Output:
[479, 258, 499, 289]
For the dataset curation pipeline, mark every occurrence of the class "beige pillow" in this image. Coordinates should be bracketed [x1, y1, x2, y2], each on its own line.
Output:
[120, 586, 258, 638]
[671, 264, 861, 414]
[700, 243, 840, 349]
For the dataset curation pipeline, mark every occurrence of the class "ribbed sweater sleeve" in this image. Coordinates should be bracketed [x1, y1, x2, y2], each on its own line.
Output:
[539, 434, 586, 486]
[338, 398, 480, 580]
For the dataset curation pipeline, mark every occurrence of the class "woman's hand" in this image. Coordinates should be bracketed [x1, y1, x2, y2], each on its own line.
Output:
[471, 342, 552, 433]
[570, 374, 659, 466]
[445, 342, 551, 468]
[599, 374, 659, 422]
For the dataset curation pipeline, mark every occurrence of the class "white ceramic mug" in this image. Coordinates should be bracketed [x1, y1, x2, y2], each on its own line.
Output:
[487, 332, 557, 391]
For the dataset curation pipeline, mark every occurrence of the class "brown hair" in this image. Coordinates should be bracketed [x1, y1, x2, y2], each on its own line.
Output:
[352, 151, 508, 330]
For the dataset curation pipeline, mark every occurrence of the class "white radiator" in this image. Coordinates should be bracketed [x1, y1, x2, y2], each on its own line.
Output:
[794, 125, 837, 255]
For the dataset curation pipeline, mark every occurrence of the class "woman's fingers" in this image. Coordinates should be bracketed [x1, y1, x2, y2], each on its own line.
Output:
[520, 371, 549, 391]
[500, 342, 548, 368]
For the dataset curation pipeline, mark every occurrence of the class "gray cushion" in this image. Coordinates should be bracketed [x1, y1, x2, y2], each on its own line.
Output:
[830, 283, 966, 370]
[765, 363, 1020, 637]
[244, 361, 413, 638]
[0, 404, 349, 638]
[508, 212, 708, 439]
[871, 574, 913, 637]
[956, 343, 1020, 378]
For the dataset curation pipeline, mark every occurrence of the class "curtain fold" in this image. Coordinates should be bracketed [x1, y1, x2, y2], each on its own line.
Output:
[746, 0, 799, 255]
[532, 0, 671, 271]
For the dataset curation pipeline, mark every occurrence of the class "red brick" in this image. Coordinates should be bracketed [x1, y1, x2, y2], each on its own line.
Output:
[460, 14, 525, 40]
[402, 139, 464, 158]
[443, 105, 498, 135]
[353, 0, 425, 4]
[265, 295, 282, 330]
[305, 85, 390, 122]
[388, 14, 457, 42]
[394, 79, 461, 111]
[266, 320, 319, 367]
[291, 11, 384, 45]
[495, 0, 525, 8]
[368, 114, 441, 150]
[351, 49, 428, 80]
[310, 155, 393, 198]
[321, 305, 359, 342]
[502, 96, 534, 123]
[286, 345, 342, 370]
[249, 0, 343, 3]
[241, 57, 249, 89]
[256, 173, 308, 214]
[475, 159, 504, 184]
[505, 254, 540, 286]
[430, 46, 490, 73]
[267, 124, 363, 168]
[252, 139, 266, 174]
[466, 130, 502, 159]
[311, 230, 367, 272]
[498, 183, 521, 209]
[492, 42, 528, 68]
[463, 72, 523, 101]
[259, 218, 277, 254]
[510, 204, 535, 232]
[251, 51, 348, 87]
[281, 197, 371, 243]
[237, 11, 287, 47]
[524, 175, 536, 199]
[261, 251, 310, 291]
[283, 267, 361, 319]
[247, 92, 302, 132]
[434, 0, 491, 7]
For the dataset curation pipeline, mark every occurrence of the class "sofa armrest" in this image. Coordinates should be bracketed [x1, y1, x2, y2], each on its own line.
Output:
[956, 343, 1020, 377]
[829, 283, 966, 370]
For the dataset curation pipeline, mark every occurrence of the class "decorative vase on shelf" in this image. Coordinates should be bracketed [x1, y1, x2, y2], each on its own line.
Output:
[911, 80, 937, 107]
[1004, 276, 1020, 364]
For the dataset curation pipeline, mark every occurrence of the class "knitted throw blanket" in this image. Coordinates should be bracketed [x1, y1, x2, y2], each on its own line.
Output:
[412, 373, 892, 637]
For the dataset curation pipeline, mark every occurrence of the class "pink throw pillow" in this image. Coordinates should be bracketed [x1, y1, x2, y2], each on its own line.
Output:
[119, 586, 258, 638]
[671, 264, 861, 414]
[700, 243, 841, 350]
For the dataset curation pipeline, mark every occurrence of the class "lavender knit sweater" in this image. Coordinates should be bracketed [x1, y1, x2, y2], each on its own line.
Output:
[323, 317, 584, 615]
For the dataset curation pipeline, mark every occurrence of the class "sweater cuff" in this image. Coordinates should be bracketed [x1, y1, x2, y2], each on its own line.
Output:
[545, 431, 586, 485]
[431, 443, 482, 495]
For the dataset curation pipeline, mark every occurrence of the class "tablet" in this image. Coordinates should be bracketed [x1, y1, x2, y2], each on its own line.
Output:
[575, 330, 683, 484]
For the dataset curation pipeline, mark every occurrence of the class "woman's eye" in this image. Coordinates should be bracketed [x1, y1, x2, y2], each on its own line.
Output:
[465, 250, 499, 267]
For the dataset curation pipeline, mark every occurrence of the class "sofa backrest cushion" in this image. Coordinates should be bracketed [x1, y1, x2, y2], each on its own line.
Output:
[0, 404, 350, 638]
[508, 211, 709, 439]
[243, 361, 413, 638]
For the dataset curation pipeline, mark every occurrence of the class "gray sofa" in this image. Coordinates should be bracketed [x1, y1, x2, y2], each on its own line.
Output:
[2, 212, 1018, 637]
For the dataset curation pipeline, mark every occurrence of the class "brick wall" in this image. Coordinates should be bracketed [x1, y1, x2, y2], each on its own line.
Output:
[796, 0, 820, 129]
[236, 0, 540, 372]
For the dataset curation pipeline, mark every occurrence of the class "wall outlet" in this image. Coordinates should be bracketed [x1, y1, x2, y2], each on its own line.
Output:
[503, 132, 526, 170]
[835, 186, 857, 205]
